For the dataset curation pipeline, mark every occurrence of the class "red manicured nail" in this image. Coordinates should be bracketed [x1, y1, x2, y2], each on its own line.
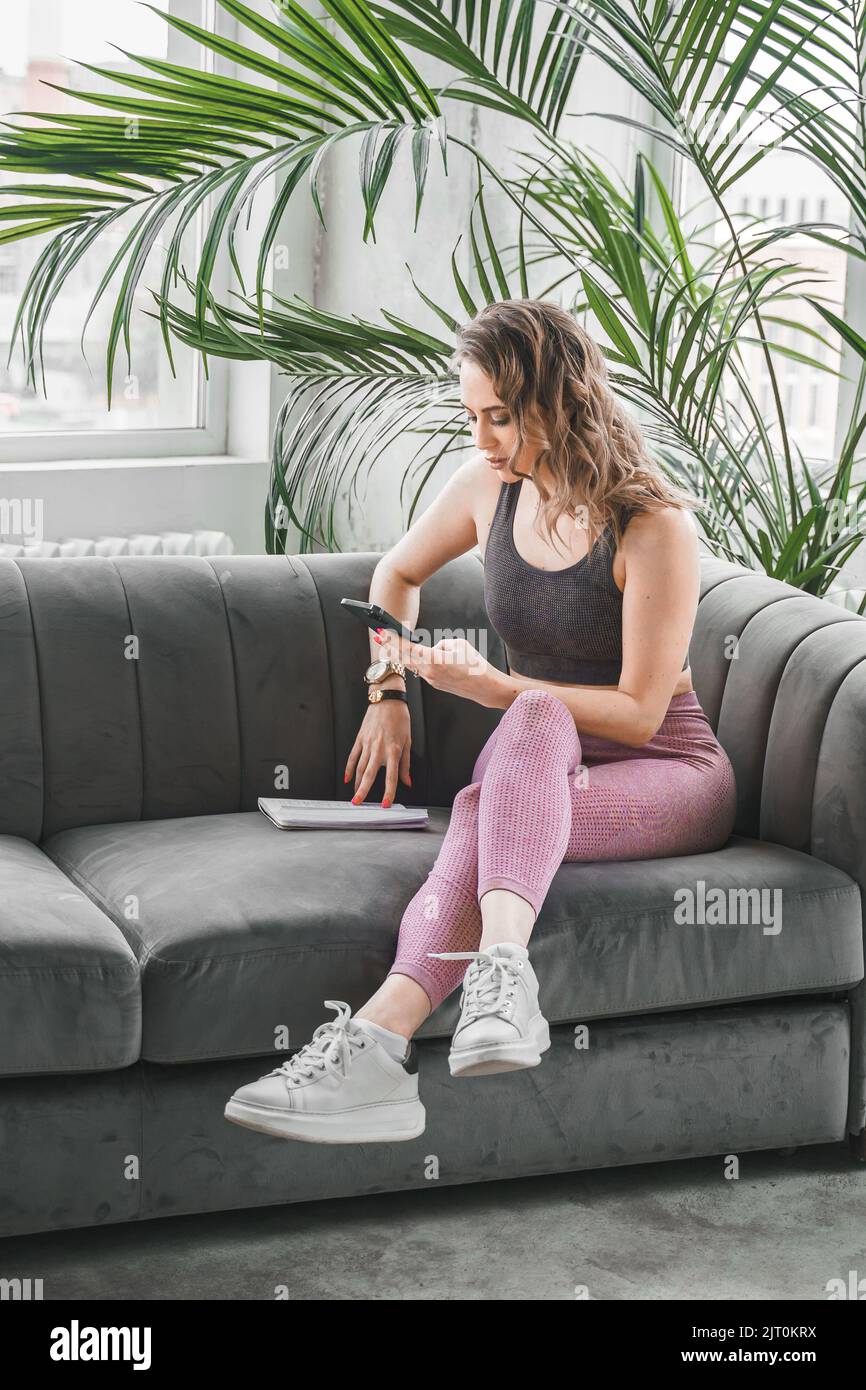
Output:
[373, 634, 382, 644]
[343, 773, 349, 783]
[375, 626, 383, 633]
[351, 796, 360, 804]
[382, 798, 391, 808]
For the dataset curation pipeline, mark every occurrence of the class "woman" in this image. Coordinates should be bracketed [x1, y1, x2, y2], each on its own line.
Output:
[224, 299, 737, 1145]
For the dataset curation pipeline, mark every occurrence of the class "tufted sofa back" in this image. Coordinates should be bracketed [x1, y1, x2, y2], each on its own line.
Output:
[0, 551, 503, 842]
[693, 559, 866, 882]
[2, 550, 866, 879]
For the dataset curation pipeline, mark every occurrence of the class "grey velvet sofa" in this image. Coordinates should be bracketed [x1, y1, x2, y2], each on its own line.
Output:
[1, 548, 865, 1240]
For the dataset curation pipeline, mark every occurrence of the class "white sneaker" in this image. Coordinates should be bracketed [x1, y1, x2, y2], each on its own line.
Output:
[224, 1000, 426, 1143]
[428, 943, 551, 1077]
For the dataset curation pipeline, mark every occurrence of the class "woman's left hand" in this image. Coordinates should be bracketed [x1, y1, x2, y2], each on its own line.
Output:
[374, 630, 503, 707]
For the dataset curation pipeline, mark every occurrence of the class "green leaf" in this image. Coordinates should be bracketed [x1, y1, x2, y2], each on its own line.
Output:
[580, 271, 643, 370]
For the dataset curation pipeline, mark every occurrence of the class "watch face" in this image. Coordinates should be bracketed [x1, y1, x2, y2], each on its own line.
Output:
[365, 659, 389, 684]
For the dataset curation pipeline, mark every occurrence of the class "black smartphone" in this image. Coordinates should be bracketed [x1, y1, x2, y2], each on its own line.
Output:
[340, 598, 424, 644]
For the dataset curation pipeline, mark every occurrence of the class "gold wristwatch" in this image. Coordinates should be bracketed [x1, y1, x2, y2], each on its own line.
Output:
[364, 658, 407, 684]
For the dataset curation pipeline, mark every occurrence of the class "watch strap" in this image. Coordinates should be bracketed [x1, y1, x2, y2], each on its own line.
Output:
[368, 687, 409, 705]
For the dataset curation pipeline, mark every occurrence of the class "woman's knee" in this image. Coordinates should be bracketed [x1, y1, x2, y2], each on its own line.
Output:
[508, 687, 572, 720]
[499, 688, 578, 748]
[449, 781, 482, 823]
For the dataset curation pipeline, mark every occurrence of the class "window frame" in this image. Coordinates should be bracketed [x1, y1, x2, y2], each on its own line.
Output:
[653, 34, 863, 477]
[0, 0, 233, 465]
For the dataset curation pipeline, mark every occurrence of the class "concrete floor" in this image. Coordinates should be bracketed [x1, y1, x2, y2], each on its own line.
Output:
[2, 1141, 863, 1300]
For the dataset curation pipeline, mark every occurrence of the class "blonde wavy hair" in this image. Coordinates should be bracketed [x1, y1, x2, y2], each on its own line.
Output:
[452, 298, 698, 557]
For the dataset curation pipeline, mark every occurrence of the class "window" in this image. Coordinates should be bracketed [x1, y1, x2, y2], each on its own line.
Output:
[0, 254, 16, 295]
[675, 40, 852, 468]
[0, 0, 228, 459]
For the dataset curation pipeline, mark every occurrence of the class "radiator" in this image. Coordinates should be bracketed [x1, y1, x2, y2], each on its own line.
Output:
[0, 530, 234, 558]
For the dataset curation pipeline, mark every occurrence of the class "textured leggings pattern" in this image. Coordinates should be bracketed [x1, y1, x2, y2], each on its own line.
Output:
[387, 688, 737, 1012]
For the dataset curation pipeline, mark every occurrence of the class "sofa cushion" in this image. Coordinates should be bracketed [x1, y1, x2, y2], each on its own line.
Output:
[41, 813, 864, 1065]
[0, 837, 140, 1077]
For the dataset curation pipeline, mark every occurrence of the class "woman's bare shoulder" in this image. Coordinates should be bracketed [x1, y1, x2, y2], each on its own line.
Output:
[457, 453, 504, 554]
[618, 505, 699, 594]
[623, 504, 698, 550]
[447, 451, 501, 521]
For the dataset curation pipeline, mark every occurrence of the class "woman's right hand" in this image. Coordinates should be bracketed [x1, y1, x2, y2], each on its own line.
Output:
[344, 696, 412, 806]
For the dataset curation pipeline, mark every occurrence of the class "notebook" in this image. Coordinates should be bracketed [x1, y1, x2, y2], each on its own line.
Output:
[258, 797, 429, 830]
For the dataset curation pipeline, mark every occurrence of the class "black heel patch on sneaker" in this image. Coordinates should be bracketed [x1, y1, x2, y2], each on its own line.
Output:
[402, 1041, 419, 1074]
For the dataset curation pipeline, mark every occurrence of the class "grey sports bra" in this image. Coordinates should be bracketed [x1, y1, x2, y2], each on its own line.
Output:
[482, 478, 689, 685]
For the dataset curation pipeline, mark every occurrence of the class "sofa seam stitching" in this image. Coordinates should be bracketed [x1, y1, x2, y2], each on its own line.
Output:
[14, 560, 47, 843]
[556, 977, 861, 1017]
[46, 853, 148, 957]
[709, 588, 799, 729]
[290, 554, 338, 796]
[4, 993, 851, 1071]
[42, 849, 863, 961]
[207, 557, 244, 813]
[807, 651, 866, 855]
[0, 965, 140, 977]
[142, 987, 858, 1062]
[110, 558, 145, 825]
[136, 1059, 145, 1221]
[539, 882, 860, 929]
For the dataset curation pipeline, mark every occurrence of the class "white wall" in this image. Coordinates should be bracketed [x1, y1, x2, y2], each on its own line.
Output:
[0, 454, 271, 554]
[293, 44, 645, 554]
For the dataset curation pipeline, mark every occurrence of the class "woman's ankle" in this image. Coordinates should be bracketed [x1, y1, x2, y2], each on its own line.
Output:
[354, 1006, 415, 1041]
[354, 975, 432, 1039]
[479, 887, 537, 948]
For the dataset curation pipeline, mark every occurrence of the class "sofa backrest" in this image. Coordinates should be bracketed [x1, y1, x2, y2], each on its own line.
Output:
[692, 560, 866, 882]
[2, 549, 865, 875]
[0, 551, 503, 842]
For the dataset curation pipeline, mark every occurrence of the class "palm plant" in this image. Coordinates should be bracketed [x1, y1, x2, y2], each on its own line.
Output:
[1, 0, 865, 603]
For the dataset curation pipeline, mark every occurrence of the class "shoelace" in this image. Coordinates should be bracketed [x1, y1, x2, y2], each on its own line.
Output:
[265, 1000, 368, 1087]
[427, 949, 525, 1023]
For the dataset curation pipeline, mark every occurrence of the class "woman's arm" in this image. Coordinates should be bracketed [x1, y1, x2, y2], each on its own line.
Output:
[376, 505, 699, 747]
[485, 507, 700, 745]
[366, 454, 489, 655]
[344, 456, 487, 806]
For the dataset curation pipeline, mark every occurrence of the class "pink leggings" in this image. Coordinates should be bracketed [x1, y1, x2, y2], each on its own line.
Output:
[387, 688, 737, 1012]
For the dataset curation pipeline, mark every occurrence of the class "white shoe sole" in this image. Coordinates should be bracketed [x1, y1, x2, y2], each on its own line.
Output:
[448, 1012, 551, 1077]
[224, 1096, 426, 1144]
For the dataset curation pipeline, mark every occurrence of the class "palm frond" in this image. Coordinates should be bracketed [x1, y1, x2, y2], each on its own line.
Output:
[0, 0, 449, 399]
[0, 0, 593, 401]
[368, 0, 591, 134]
